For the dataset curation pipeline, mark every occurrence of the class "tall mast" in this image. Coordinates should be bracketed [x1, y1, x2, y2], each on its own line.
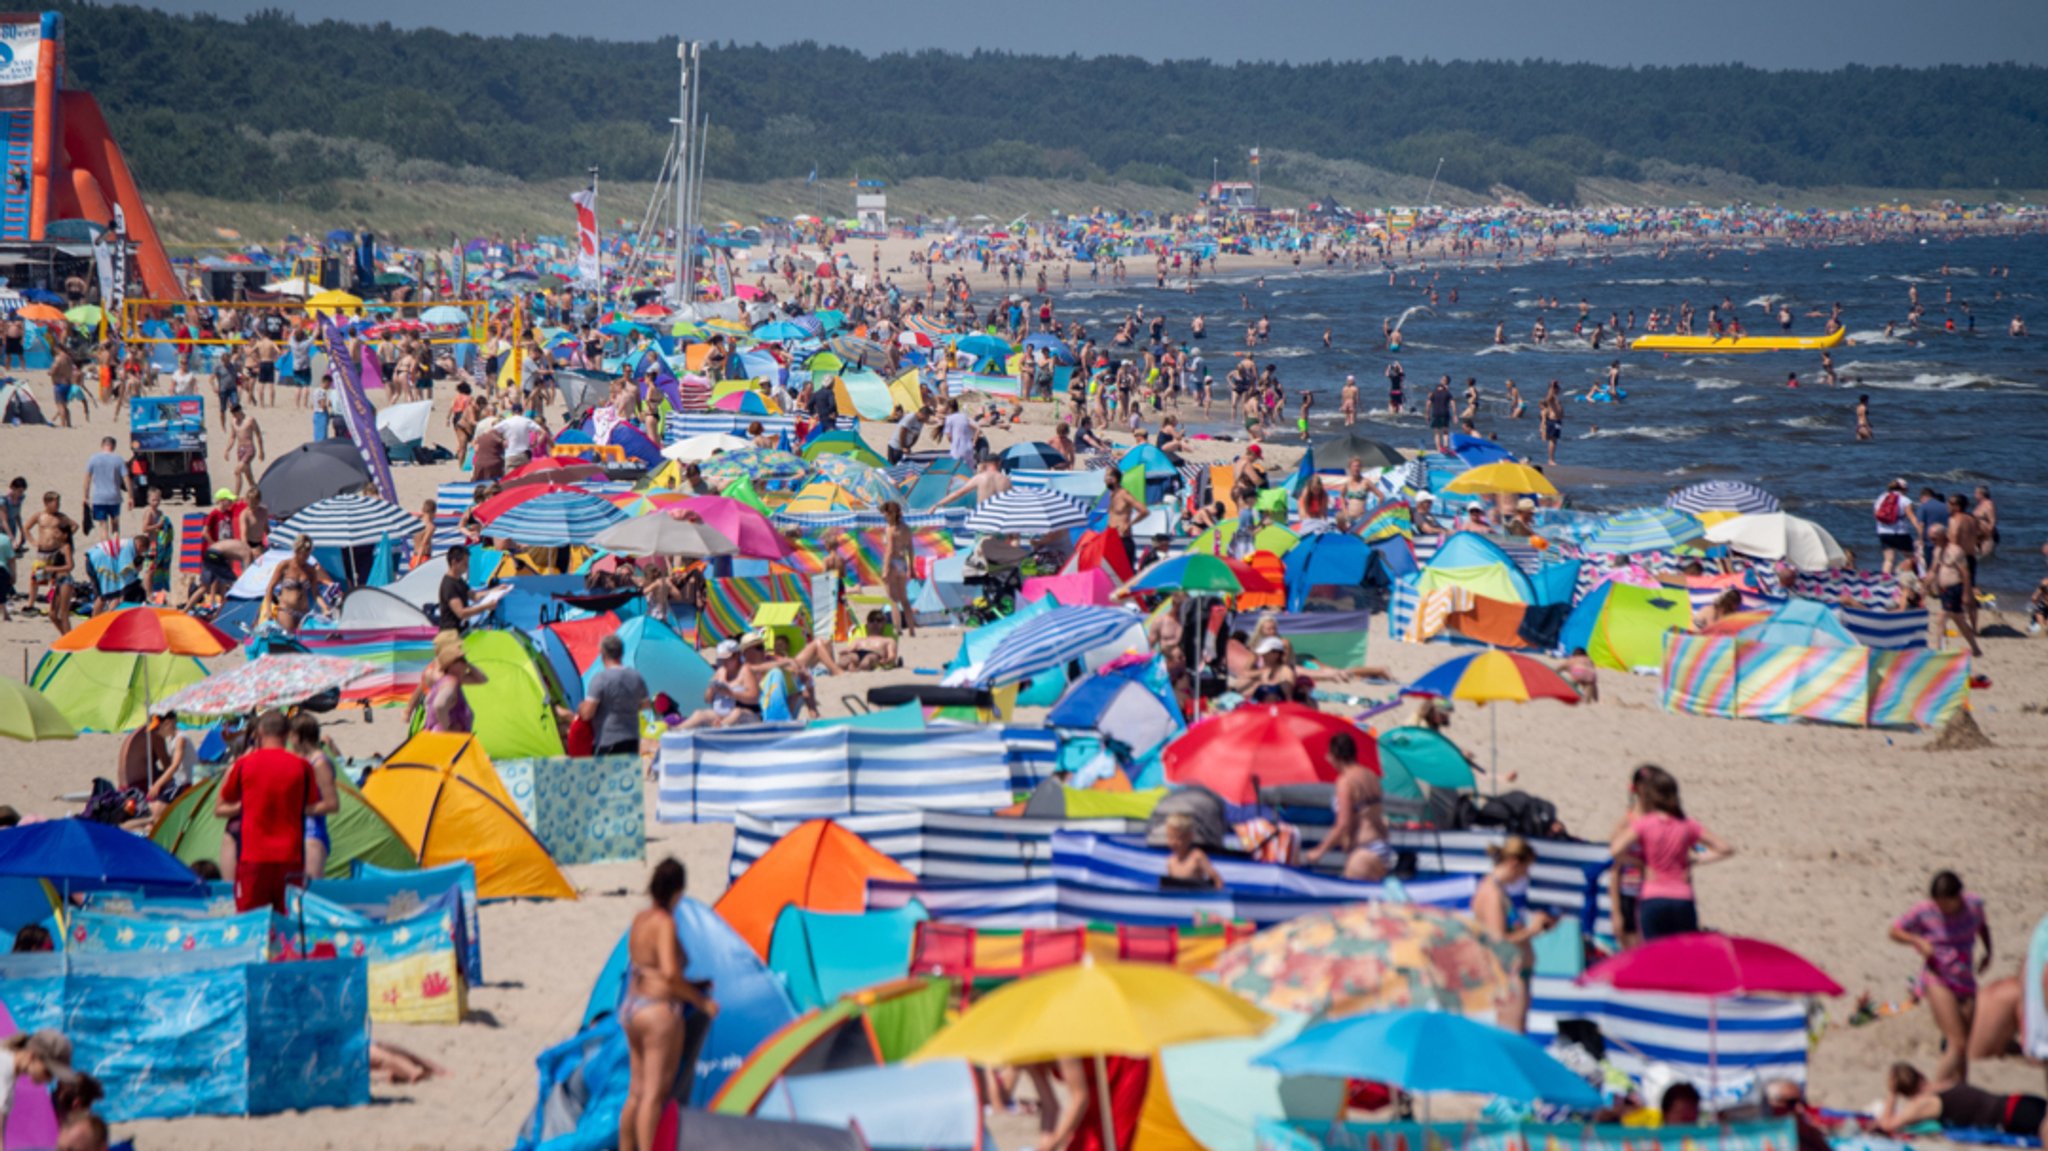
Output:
[671, 40, 693, 305]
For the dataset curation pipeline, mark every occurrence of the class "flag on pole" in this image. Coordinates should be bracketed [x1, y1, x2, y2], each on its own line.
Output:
[570, 187, 601, 286]
[321, 319, 398, 502]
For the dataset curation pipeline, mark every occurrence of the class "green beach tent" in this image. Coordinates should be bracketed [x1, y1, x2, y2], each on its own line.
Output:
[1376, 726, 1478, 801]
[29, 650, 209, 733]
[151, 773, 416, 879]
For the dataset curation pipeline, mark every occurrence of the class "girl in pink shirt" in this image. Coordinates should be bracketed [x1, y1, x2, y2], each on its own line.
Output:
[1609, 765, 1735, 943]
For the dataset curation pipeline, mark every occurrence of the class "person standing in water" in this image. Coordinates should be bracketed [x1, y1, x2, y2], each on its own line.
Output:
[620, 857, 717, 1151]
[1384, 360, 1405, 415]
[1856, 394, 1873, 441]
[1539, 382, 1564, 466]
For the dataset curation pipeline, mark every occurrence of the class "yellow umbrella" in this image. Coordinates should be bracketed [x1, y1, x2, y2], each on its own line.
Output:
[1443, 461, 1558, 497]
[914, 960, 1269, 1151]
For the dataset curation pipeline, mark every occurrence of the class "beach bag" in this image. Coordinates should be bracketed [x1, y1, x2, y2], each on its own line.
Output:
[1876, 492, 1902, 526]
[82, 778, 146, 825]
[1475, 790, 1563, 839]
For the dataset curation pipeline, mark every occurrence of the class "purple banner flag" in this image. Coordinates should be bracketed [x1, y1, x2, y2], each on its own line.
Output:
[321, 318, 398, 503]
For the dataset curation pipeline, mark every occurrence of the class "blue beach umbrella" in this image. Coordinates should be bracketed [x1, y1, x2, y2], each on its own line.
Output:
[483, 490, 627, 547]
[0, 819, 201, 889]
[973, 605, 1145, 688]
[1666, 480, 1780, 517]
[1579, 507, 1704, 554]
[1254, 1010, 1601, 1108]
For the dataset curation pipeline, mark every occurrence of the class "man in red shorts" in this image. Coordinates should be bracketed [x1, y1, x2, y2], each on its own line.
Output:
[214, 709, 314, 913]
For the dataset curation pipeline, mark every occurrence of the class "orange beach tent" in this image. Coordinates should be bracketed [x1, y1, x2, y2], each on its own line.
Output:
[715, 819, 913, 958]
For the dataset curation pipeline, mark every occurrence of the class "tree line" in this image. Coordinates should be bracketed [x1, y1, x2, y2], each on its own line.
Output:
[54, 1, 2048, 208]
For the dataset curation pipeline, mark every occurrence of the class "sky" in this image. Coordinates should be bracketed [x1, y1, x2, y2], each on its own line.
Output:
[126, 0, 2048, 69]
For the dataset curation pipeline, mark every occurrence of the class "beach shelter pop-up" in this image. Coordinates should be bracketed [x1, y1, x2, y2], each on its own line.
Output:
[361, 732, 576, 901]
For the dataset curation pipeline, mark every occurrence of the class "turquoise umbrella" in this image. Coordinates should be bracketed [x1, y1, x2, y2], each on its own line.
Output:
[1254, 1010, 1602, 1108]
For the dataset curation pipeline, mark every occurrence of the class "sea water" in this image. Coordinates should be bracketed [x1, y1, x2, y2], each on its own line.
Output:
[1048, 231, 2047, 591]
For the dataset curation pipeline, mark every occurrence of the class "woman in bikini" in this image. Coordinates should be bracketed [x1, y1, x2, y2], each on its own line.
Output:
[620, 857, 716, 1151]
[261, 535, 332, 632]
[1472, 836, 1555, 1034]
[1301, 732, 1393, 881]
[1340, 458, 1376, 525]
[880, 501, 916, 638]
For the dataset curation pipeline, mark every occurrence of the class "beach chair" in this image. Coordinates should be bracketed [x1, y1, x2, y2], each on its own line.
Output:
[910, 921, 979, 1008]
[1019, 926, 1086, 973]
[1114, 924, 1179, 965]
[750, 601, 806, 655]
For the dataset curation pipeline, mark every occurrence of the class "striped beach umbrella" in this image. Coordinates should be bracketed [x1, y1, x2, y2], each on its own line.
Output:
[962, 489, 1091, 537]
[1579, 507, 1704, 554]
[973, 605, 1145, 687]
[268, 494, 423, 549]
[482, 490, 627, 547]
[1666, 480, 1780, 517]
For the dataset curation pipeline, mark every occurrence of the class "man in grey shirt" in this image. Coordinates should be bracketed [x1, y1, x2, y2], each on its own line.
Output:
[82, 437, 128, 537]
[578, 634, 650, 757]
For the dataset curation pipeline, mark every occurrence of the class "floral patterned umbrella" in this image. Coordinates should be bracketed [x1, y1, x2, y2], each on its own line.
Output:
[152, 654, 375, 718]
[1211, 902, 1509, 1018]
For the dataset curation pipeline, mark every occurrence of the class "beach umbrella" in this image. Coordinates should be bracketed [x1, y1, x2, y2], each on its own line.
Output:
[500, 457, 609, 491]
[713, 390, 780, 415]
[804, 350, 846, 374]
[666, 496, 790, 560]
[1580, 507, 1704, 554]
[15, 303, 64, 324]
[151, 654, 373, 718]
[267, 493, 422, 549]
[1188, 518, 1300, 559]
[1667, 480, 1780, 517]
[962, 488, 1091, 537]
[913, 961, 1269, 1151]
[255, 439, 373, 519]
[1402, 650, 1579, 792]
[555, 370, 614, 415]
[1159, 702, 1370, 804]
[662, 432, 750, 462]
[973, 605, 1145, 688]
[897, 329, 935, 350]
[999, 441, 1066, 471]
[1254, 1010, 1602, 1109]
[824, 334, 888, 364]
[1125, 553, 1273, 596]
[63, 304, 104, 328]
[800, 429, 885, 468]
[1019, 332, 1076, 362]
[482, 489, 628, 547]
[805, 453, 901, 507]
[1580, 933, 1841, 1108]
[1308, 429, 1405, 471]
[590, 513, 738, 558]
[953, 333, 1014, 363]
[0, 678, 77, 742]
[700, 448, 808, 488]
[1442, 461, 1557, 498]
[1449, 433, 1518, 467]
[751, 320, 812, 342]
[262, 277, 316, 298]
[1702, 512, 1844, 572]
[0, 819, 200, 889]
[53, 607, 236, 657]
[420, 305, 468, 326]
[1214, 903, 1507, 1018]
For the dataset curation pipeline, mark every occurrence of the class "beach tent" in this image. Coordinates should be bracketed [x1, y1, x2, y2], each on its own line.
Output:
[584, 897, 799, 1103]
[0, 380, 48, 425]
[1559, 581, 1693, 672]
[1739, 598, 1859, 648]
[29, 650, 209, 733]
[710, 977, 951, 1116]
[752, 1059, 988, 1151]
[592, 617, 715, 704]
[1417, 533, 1537, 604]
[1283, 533, 1408, 612]
[448, 629, 568, 760]
[1374, 726, 1479, 801]
[1019, 778, 1167, 821]
[768, 903, 929, 1013]
[714, 820, 915, 959]
[333, 587, 435, 631]
[151, 774, 415, 879]
[361, 732, 576, 900]
[1046, 660, 1184, 760]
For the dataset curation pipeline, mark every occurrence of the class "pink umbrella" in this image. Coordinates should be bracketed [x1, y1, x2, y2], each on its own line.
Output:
[1021, 567, 1116, 608]
[666, 496, 790, 559]
[1580, 933, 1841, 1107]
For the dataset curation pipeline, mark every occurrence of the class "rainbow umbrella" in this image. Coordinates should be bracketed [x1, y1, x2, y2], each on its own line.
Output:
[1401, 650, 1579, 791]
[1215, 903, 1507, 1018]
[53, 607, 236, 657]
[1125, 553, 1273, 596]
[713, 391, 778, 415]
[805, 453, 902, 507]
[699, 448, 808, 488]
[799, 429, 885, 468]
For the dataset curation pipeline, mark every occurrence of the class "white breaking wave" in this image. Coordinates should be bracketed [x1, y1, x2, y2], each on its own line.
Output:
[1693, 378, 1744, 390]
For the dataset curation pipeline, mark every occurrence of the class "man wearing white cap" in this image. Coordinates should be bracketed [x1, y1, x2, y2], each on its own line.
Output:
[680, 638, 763, 729]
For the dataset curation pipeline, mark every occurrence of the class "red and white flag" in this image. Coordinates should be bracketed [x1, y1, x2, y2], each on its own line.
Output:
[570, 187, 600, 286]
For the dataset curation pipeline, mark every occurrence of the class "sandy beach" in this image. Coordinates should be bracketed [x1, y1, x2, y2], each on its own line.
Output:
[3, 233, 2046, 1150]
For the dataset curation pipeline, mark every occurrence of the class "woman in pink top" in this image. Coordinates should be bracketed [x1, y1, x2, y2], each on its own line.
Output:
[1889, 870, 1992, 1087]
[1608, 765, 1734, 942]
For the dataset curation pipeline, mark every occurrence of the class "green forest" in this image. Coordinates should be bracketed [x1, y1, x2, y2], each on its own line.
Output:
[52, 1, 2048, 208]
